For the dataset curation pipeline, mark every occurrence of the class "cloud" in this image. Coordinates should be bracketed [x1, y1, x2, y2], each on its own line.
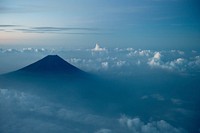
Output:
[147, 51, 188, 72]
[127, 50, 152, 57]
[1, 47, 200, 74]
[139, 50, 151, 56]
[0, 25, 100, 34]
[0, 24, 19, 27]
[95, 128, 112, 133]
[148, 52, 162, 68]
[171, 98, 183, 105]
[116, 60, 126, 67]
[118, 115, 186, 133]
[171, 108, 192, 116]
[151, 94, 165, 101]
[101, 62, 109, 69]
[153, 52, 161, 59]
[92, 44, 106, 52]
[0, 48, 52, 54]
[0, 88, 115, 133]
[175, 58, 184, 64]
[141, 94, 165, 101]
[68, 58, 82, 64]
[15, 26, 99, 34]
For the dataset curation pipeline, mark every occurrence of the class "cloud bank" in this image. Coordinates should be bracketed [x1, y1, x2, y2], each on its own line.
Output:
[119, 115, 186, 133]
[0, 47, 200, 75]
[0, 88, 188, 133]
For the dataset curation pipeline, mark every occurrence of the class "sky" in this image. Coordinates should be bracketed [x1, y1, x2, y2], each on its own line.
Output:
[0, 0, 200, 50]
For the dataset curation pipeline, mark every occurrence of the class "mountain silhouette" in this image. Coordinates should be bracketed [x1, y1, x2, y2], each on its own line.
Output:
[0, 55, 90, 88]
[17, 55, 85, 75]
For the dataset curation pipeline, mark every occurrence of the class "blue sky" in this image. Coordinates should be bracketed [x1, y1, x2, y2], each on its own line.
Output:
[0, 0, 200, 50]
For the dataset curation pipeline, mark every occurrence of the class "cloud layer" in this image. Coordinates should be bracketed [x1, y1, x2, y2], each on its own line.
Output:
[118, 115, 186, 133]
[0, 88, 188, 133]
[0, 47, 200, 75]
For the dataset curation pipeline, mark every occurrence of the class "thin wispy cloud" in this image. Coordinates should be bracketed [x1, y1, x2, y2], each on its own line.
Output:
[0, 25, 102, 34]
[0, 25, 19, 27]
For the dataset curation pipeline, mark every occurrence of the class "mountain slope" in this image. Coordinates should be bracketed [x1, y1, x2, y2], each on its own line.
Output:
[13, 55, 85, 75]
[0, 55, 91, 89]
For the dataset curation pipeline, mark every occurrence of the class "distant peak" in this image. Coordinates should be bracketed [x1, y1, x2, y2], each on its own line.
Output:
[42, 55, 66, 62]
[46, 55, 58, 57]
[17, 54, 85, 75]
[45, 55, 60, 58]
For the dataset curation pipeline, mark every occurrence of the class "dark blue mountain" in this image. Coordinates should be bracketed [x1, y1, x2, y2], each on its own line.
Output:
[0, 55, 91, 91]
[13, 55, 86, 76]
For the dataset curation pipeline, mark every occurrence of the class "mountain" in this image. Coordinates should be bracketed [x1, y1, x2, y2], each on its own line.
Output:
[2, 55, 88, 78]
[14, 55, 85, 75]
[0, 55, 91, 90]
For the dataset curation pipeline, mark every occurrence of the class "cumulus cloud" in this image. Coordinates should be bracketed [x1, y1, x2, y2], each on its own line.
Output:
[92, 44, 106, 52]
[148, 52, 161, 67]
[118, 115, 186, 133]
[0, 48, 52, 54]
[153, 52, 161, 60]
[0, 47, 200, 74]
[127, 50, 151, 57]
[147, 51, 188, 72]
[68, 58, 82, 64]
[139, 50, 150, 56]
[177, 50, 184, 55]
[101, 62, 109, 69]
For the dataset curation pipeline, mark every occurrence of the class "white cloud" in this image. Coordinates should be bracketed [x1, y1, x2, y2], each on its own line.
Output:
[69, 58, 82, 64]
[175, 58, 184, 65]
[119, 115, 186, 133]
[148, 52, 161, 68]
[92, 44, 106, 52]
[126, 48, 134, 51]
[127, 50, 151, 57]
[177, 50, 184, 55]
[0, 48, 52, 54]
[154, 52, 161, 59]
[139, 50, 151, 57]
[116, 61, 126, 67]
[194, 56, 200, 65]
[101, 62, 109, 69]
[148, 52, 188, 72]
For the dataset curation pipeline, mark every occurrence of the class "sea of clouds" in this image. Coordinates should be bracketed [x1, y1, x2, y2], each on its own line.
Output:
[0, 45, 200, 133]
[0, 88, 187, 133]
[0, 46, 200, 75]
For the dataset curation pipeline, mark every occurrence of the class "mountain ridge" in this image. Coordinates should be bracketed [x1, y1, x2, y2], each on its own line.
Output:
[2, 55, 87, 77]
[18, 55, 84, 74]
